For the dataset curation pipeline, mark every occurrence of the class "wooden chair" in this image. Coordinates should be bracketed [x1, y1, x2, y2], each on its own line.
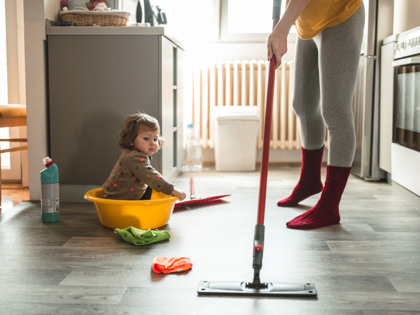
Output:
[0, 104, 27, 213]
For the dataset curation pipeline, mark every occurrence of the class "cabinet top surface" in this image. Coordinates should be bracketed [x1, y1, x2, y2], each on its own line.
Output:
[46, 21, 182, 48]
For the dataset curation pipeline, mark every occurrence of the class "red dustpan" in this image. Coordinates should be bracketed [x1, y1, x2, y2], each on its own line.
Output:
[174, 177, 230, 210]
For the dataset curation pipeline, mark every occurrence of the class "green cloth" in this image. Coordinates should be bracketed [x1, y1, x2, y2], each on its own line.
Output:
[114, 226, 171, 246]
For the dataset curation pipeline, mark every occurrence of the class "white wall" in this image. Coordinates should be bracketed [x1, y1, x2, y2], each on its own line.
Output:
[44, 0, 61, 21]
[18, 0, 60, 200]
[23, 0, 49, 200]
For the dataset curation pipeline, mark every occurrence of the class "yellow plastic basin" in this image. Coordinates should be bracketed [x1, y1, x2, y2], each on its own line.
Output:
[84, 187, 179, 230]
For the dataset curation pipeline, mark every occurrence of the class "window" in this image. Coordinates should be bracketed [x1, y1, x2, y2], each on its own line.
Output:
[0, 0, 11, 170]
[0, 0, 7, 104]
[219, 0, 291, 42]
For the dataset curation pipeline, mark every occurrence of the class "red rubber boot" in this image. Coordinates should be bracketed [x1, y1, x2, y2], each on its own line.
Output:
[277, 146, 324, 207]
[286, 165, 351, 229]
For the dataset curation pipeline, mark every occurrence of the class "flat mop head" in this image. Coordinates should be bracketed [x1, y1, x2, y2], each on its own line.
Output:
[197, 280, 317, 297]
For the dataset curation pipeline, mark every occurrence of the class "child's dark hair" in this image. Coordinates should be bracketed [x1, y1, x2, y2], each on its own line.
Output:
[119, 113, 165, 149]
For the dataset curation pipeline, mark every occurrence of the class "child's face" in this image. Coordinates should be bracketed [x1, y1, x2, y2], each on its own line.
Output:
[133, 128, 159, 156]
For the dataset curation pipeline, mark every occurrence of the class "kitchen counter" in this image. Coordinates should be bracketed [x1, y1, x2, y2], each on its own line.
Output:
[45, 20, 182, 48]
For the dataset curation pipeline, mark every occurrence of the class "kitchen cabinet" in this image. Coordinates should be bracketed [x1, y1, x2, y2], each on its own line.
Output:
[47, 23, 184, 201]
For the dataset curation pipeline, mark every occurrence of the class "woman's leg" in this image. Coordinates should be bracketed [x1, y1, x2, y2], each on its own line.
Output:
[287, 3, 365, 229]
[277, 37, 325, 207]
[292, 37, 325, 150]
[317, 5, 365, 167]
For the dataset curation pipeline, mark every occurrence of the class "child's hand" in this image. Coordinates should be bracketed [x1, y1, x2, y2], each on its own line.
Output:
[172, 188, 186, 201]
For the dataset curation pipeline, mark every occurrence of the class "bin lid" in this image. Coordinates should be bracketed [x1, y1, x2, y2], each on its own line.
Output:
[215, 106, 260, 121]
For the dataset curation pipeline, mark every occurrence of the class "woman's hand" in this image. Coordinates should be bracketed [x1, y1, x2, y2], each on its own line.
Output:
[267, 0, 308, 69]
[267, 25, 289, 69]
[172, 188, 187, 201]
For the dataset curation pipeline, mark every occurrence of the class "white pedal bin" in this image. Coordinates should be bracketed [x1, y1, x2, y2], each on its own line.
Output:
[214, 106, 260, 171]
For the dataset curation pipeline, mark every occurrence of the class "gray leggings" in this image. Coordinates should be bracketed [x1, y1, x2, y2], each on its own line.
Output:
[292, 3, 365, 167]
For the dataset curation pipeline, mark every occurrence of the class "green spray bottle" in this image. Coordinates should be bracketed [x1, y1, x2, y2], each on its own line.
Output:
[40, 156, 60, 223]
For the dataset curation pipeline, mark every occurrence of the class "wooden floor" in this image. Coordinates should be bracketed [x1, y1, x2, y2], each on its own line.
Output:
[1, 165, 420, 314]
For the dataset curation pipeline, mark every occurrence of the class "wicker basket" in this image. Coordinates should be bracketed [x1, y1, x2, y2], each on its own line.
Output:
[60, 10, 130, 26]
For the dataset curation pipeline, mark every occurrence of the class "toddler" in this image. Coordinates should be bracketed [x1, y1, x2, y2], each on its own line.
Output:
[102, 113, 186, 201]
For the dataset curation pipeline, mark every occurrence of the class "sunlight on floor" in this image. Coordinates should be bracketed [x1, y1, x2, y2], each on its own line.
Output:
[1, 185, 30, 212]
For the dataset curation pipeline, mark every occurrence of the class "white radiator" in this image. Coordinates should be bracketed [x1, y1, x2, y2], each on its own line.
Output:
[191, 60, 301, 150]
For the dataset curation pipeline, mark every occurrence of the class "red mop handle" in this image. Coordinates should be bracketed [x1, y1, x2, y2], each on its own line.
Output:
[257, 57, 276, 225]
[190, 177, 196, 199]
[256, 12, 280, 226]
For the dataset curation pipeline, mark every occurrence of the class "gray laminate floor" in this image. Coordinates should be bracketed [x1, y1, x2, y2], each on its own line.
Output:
[1, 165, 420, 314]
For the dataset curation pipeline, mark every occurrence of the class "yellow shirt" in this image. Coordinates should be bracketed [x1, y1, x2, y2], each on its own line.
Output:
[296, 0, 363, 39]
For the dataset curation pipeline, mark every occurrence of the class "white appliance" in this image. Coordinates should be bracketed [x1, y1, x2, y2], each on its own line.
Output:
[352, 0, 394, 180]
[392, 26, 420, 196]
[379, 34, 398, 174]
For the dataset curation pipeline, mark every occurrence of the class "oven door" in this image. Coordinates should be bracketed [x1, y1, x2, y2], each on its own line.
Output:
[392, 57, 420, 152]
[391, 56, 420, 196]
